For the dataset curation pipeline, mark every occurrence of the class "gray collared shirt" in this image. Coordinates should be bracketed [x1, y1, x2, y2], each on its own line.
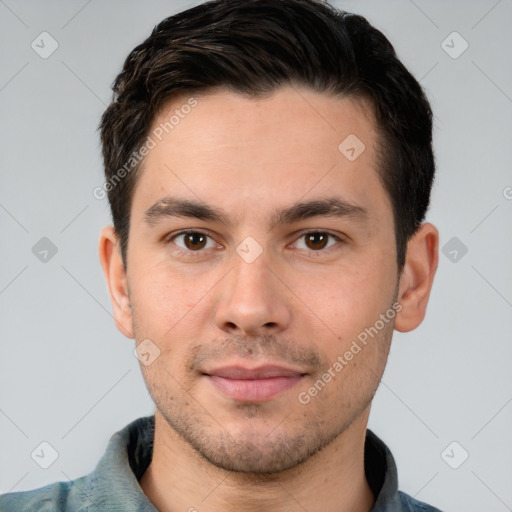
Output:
[0, 415, 443, 511]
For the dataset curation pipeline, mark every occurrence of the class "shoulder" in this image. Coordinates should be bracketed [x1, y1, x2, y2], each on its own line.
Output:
[0, 476, 87, 512]
[398, 490, 444, 511]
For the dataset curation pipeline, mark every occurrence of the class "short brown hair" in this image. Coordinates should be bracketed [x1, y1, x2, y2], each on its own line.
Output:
[99, 0, 435, 272]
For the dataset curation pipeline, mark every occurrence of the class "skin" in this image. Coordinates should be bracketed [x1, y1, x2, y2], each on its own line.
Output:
[99, 86, 439, 512]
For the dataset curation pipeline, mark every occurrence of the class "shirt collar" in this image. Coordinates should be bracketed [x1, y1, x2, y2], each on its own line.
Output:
[84, 415, 404, 511]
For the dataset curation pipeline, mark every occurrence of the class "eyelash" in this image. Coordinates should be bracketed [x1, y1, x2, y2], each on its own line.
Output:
[164, 229, 346, 258]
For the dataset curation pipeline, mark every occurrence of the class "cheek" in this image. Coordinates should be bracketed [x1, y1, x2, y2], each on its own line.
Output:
[129, 263, 218, 340]
[301, 256, 396, 350]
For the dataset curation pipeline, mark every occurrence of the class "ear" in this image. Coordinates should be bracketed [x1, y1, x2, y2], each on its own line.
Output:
[394, 222, 439, 332]
[98, 225, 135, 339]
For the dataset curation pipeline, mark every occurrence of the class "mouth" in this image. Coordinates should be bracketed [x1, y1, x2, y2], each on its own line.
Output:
[202, 365, 308, 403]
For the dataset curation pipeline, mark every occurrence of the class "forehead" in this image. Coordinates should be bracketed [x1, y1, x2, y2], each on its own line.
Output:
[131, 86, 390, 226]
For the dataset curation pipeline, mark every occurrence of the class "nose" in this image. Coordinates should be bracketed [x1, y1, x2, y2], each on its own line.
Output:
[214, 250, 291, 337]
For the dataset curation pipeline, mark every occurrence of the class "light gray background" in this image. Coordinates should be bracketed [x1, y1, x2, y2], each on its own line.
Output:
[1, 1, 511, 511]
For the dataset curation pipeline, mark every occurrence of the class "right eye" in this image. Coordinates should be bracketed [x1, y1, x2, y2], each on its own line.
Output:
[167, 230, 219, 255]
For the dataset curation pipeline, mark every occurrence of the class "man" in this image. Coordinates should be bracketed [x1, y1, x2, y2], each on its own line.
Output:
[0, 0, 442, 510]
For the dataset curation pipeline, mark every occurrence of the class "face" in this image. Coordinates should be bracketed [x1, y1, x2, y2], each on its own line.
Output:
[121, 86, 401, 473]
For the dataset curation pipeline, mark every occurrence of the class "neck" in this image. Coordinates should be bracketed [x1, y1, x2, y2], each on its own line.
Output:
[140, 409, 374, 512]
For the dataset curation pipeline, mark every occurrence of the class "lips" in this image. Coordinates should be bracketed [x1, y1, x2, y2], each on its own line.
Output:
[207, 365, 305, 380]
[203, 365, 307, 402]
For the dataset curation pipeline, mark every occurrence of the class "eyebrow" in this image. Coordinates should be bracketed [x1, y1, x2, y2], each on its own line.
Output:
[143, 195, 369, 230]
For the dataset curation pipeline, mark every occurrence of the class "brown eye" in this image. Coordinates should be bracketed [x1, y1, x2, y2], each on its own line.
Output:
[304, 232, 329, 250]
[183, 232, 207, 250]
[293, 231, 341, 253]
[171, 231, 216, 252]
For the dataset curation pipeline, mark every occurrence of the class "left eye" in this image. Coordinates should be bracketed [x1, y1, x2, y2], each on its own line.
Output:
[293, 232, 341, 251]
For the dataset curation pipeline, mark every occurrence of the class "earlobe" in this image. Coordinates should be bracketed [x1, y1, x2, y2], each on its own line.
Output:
[394, 222, 439, 333]
[98, 226, 135, 339]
